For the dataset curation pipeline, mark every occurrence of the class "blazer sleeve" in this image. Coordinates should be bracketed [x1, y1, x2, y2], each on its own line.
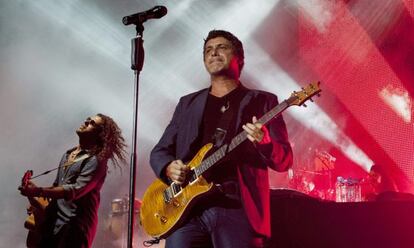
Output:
[255, 94, 293, 172]
[149, 98, 183, 181]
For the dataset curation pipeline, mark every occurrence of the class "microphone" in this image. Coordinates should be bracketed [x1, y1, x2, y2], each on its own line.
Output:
[122, 6, 167, 25]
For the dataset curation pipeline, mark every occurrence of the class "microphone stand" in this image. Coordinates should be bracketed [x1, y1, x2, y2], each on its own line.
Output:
[127, 22, 144, 248]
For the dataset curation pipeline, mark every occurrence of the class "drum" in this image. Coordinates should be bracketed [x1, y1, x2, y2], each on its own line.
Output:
[111, 198, 127, 215]
[335, 177, 362, 202]
[106, 198, 142, 241]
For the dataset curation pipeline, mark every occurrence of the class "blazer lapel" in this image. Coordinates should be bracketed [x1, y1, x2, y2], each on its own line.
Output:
[190, 88, 209, 133]
[178, 88, 209, 159]
[235, 86, 253, 130]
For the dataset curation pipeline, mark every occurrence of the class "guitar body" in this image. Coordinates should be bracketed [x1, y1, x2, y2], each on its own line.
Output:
[26, 196, 50, 248]
[25, 196, 49, 230]
[21, 170, 51, 248]
[140, 143, 215, 238]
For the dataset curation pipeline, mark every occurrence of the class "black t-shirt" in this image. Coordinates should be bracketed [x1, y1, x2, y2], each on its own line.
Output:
[198, 86, 247, 183]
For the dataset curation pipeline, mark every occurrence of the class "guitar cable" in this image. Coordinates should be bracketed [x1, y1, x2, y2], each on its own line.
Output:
[143, 237, 161, 247]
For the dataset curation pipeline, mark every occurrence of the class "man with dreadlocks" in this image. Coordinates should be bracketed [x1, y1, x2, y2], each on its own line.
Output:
[19, 113, 127, 248]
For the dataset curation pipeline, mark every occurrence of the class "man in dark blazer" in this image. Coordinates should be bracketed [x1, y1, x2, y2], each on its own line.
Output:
[150, 30, 293, 248]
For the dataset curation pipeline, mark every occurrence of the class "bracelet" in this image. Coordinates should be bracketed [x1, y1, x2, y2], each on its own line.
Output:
[37, 187, 44, 197]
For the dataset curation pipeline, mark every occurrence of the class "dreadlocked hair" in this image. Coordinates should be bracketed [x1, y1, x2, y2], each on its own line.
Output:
[93, 113, 128, 169]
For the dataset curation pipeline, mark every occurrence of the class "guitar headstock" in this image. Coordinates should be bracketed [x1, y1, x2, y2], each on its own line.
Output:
[287, 82, 321, 107]
[21, 170, 33, 187]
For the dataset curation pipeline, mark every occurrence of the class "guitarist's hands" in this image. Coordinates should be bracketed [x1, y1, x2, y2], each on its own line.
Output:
[243, 116, 271, 145]
[18, 180, 43, 197]
[166, 160, 189, 185]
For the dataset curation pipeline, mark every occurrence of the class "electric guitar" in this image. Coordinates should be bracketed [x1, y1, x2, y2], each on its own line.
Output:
[21, 170, 49, 247]
[140, 82, 322, 238]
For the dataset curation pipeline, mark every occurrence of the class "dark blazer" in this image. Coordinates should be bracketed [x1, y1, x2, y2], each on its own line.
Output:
[150, 85, 293, 237]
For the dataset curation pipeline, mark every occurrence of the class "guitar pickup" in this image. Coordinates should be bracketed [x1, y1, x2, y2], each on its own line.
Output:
[188, 170, 197, 183]
[163, 183, 183, 203]
[163, 188, 173, 203]
[171, 183, 182, 195]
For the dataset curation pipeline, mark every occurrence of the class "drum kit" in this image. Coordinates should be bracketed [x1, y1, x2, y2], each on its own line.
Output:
[335, 176, 362, 202]
[102, 197, 165, 248]
[103, 197, 141, 247]
[110, 197, 142, 217]
[288, 148, 363, 202]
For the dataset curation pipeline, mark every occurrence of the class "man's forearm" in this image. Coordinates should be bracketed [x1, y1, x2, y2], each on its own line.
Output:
[39, 186, 67, 199]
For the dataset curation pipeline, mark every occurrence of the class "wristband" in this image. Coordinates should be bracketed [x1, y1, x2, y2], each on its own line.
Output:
[37, 187, 44, 197]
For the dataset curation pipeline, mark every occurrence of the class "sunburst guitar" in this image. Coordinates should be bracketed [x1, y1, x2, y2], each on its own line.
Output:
[140, 82, 322, 238]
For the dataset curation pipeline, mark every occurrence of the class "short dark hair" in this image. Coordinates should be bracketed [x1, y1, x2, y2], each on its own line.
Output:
[203, 30, 245, 72]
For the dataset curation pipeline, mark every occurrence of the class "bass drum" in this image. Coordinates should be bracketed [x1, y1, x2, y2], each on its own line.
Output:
[102, 198, 165, 248]
[106, 198, 141, 239]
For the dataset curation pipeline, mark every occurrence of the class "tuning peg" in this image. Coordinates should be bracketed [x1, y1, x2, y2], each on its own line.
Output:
[303, 103, 307, 107]
[317, 93, 321, 97]
[309, 98, 314, 102]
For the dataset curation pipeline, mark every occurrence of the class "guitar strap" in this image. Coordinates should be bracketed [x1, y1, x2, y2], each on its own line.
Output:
[59, 154, 93, 188]
[76, 154, 93, 173]
[211, 107, 234, 148]
[63, 153, 91, 168]
[212, 87, 247, 148]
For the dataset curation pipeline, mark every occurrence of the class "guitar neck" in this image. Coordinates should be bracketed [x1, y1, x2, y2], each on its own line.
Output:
[228, 99, 289, 152]
[193, 100, 290, 177]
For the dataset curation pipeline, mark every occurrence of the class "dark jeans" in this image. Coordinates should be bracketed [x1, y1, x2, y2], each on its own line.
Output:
[165, 193, 265, 248]
[40, 223, 89, 248]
